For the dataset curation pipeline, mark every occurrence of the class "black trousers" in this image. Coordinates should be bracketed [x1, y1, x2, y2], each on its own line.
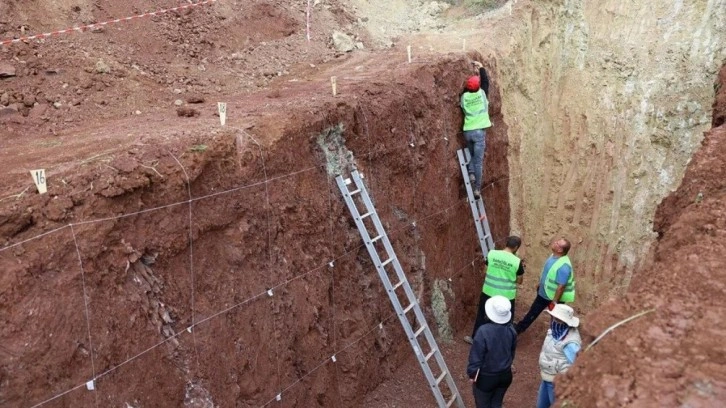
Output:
[472, 369, 513, 408]
[471, 292, 516, 338]
[514, 294, 551, 334]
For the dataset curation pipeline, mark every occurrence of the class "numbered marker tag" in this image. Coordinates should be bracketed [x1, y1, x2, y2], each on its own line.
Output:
[30, 169, 47, 194]
[331, 355, 337, 362]
[86, 380, 95, 391]
[217, 102, 227, 126]
[275, 394, 282, 402]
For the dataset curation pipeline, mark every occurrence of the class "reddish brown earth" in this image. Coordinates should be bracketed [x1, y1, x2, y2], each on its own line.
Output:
[0, 1, 516, 405]
[557, 63, 726, 407]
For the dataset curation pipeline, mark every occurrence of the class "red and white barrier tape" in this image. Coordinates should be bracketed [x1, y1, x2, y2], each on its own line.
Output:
[0, 0, 217, 46]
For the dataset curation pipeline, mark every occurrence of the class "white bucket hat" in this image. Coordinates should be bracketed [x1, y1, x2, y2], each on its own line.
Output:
[546, 304, 580, 327]
[484, 295, 512, 324]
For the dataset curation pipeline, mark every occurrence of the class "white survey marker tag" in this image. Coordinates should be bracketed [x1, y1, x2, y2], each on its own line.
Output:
[30, 169, 47, 194]
[275, 394, 282, 402]
[86, 380, 95, 391]
[331, 355, 337, 362]
[218, 102, 227, 126]
[267, 289, 273, 297]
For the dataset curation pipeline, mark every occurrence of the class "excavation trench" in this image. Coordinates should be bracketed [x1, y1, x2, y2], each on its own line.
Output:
[0, 53, 510, 407]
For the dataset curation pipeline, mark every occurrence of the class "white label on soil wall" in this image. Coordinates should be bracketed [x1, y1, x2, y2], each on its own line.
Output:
[30, 169, 47, 194]
[218, 102, 227, 126]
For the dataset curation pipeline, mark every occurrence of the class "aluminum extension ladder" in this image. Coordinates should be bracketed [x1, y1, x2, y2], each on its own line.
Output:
[335, 170, 465, 408]
[457, 148, 495, 258]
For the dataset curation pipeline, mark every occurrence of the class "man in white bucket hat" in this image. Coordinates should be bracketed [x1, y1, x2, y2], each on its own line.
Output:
[467, 295, 517, 408]
[536, 304, 581, 408]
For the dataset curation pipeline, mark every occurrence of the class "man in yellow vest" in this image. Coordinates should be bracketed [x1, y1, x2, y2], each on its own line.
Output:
[464, 236, 524, 344]
[461, 60, 492, 200]
[515, 238, 575, 335]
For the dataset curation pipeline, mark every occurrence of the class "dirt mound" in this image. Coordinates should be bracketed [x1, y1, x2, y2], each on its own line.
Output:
[557, 62, 726, 407]
[0, 0, 366, 136]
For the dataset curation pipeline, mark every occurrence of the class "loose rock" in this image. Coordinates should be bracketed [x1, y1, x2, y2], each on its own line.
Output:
[0, 63, 16, 78]
[186, 95, 205, 104]
[95, 60, 111, 74]
[332, 31, 355, 53]
[176, 107, 200, 117]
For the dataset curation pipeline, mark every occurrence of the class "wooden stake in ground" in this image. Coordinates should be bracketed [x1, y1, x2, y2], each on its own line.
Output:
[218, 102, 227, 126]
[463, 38, 466, 51]
[30, 169, 47, 194]
[407, 45, 412, 63]
[331, 76, 337, 96]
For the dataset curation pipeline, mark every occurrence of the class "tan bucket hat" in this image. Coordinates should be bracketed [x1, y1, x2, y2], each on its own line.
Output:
[545, 304, 580, 327]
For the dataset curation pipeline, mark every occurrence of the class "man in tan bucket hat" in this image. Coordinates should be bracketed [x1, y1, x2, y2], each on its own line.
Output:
[536, 304, 581, 408]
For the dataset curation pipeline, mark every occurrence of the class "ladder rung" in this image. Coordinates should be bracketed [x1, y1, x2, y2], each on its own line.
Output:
[392, 280, 404, 290]
[435, 371, 448, 385]
[371, 234, 384, 243]
[359, 211, 373, 219]
[380, 258, 394, 268]
[425, 348, 438, 362]
[414, 325, 427, 337]
[403, 302, 416, 314]
[348, 188, 361, 195]
[446, 394, 458, 407]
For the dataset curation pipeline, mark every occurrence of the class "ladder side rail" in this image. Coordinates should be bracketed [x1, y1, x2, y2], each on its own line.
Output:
[344, 172, 450, 407]
[458, 149, 490, 257]
[335, 175, 381, 259]
[353, 173, 463, 407]
[476, 199, 495, 251]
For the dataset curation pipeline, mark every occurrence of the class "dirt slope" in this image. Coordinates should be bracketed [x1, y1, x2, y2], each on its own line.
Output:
[557, 62, 726, 408]
[0, 41, 512, 407]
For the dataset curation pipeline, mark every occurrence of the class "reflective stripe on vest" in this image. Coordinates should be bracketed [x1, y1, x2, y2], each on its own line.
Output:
[461, 90, 492, 131]
[482, 250, 520, 300]
[544, 256, 575, 303]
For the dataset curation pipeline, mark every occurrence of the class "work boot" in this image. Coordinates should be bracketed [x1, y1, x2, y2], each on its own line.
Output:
[463, 335, 473, 344]
[468, 173, 476, 184]
[473, 190, 481, 199]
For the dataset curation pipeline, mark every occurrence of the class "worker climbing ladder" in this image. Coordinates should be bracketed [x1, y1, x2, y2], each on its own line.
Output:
[456, 148, 496, 258]
[336, 170, 465, 408]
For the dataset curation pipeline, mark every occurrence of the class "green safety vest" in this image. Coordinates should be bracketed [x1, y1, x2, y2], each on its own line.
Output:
[461, 90, 492, 131]
[544, 256, 575, 303]
[482, 250, 521, 300]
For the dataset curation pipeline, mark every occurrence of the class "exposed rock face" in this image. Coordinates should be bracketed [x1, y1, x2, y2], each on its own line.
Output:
[487, 0, 726, 307]
[0, 54, 511, 408]
[558, 61, 726, 408]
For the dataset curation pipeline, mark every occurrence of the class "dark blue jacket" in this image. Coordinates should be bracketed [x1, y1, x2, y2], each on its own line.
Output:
[467, 322, 517, 378]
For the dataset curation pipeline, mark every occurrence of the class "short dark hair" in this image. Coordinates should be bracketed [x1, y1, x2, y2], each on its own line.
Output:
[560, 239, 571, 255]
[506, 235, 521, 250]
